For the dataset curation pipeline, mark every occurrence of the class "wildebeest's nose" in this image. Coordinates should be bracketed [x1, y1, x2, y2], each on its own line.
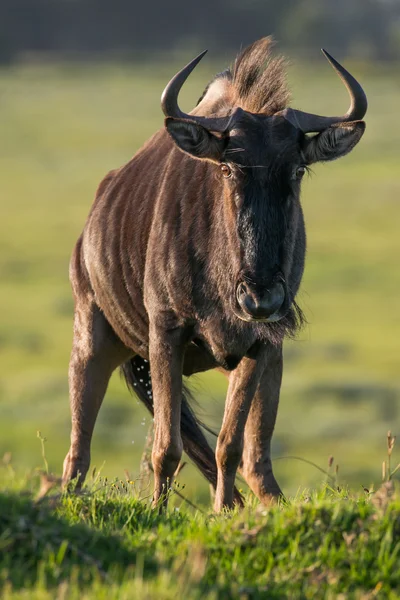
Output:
[237, 281, 285, 321]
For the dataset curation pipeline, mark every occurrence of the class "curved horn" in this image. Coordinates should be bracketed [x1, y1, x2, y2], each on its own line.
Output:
[279, 49, 368, 133]
[161, 51, 234, 132]
[161, 50, 208, 119]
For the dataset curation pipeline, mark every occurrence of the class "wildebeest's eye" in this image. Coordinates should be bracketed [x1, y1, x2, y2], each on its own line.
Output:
[295, 166, 307, 180]
[220, 164, 232, 178]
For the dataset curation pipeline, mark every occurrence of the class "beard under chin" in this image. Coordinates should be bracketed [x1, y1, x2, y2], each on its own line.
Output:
[257, 300, 306, 345]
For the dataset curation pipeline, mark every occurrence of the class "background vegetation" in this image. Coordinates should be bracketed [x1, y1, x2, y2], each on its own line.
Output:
[1, 0, 400, 63]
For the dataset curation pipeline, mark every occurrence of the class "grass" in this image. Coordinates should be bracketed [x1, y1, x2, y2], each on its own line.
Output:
[1, 463, 400, 599]
[0, 56, 400, 500]
[2, 434, 400, 598]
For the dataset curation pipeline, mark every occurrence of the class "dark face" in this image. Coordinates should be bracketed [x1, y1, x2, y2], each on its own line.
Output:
[166, 108, 365, 323]
[218, 112, 305, 322]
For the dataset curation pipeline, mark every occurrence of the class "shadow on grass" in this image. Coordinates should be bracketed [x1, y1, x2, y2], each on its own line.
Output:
[0, 490, 158, 591]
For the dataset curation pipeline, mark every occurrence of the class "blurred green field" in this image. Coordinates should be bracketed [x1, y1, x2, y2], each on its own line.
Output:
[0, 57, 399, 502]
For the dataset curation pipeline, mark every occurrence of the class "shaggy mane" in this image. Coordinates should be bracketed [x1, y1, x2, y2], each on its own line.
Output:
[196, 37, 290, 117]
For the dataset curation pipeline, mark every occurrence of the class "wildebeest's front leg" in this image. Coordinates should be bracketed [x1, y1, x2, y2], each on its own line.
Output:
[62, 300, 132, 487]
[149, 323, 185, 508]
[240, 344, 283, 505]
[215, 350, 268, 512]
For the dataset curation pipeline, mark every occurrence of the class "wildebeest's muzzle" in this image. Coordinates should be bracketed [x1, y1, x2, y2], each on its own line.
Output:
[235, 272, 287, 322]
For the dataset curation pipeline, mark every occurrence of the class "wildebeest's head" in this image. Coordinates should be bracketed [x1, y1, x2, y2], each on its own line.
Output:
[163, 39, 367, 325]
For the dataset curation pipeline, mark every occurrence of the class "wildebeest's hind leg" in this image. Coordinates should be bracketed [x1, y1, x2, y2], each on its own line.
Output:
[62, 299, 132, 488]
[240, 344, 283, 504]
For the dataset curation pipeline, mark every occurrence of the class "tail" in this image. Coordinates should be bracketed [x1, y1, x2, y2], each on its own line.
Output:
[121, 356, 244, 507]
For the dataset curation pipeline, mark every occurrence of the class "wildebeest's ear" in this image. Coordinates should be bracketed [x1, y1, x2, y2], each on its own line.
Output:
[303, 121, 365, 164]
[165, 117, 227, 161]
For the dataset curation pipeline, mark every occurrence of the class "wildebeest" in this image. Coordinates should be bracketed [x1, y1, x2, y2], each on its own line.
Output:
[62, 38, 367, 511]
